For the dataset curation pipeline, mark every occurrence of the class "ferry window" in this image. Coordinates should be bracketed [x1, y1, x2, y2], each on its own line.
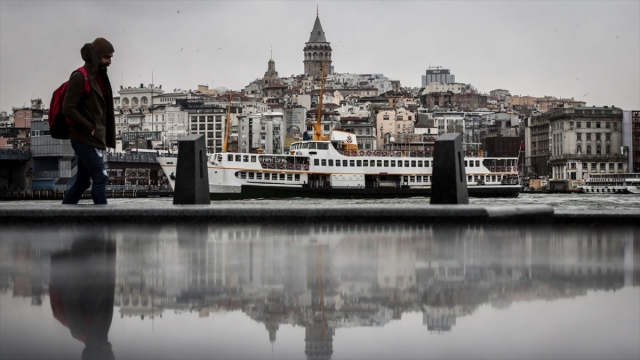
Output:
[417, 161, 423, 167]
[321, 159, 327, 166]
[287, 174, 293, 181]
[465, 160, 469, 167]
[279, 174, 285, 181]
[243, 155, 249, 162]
[309, 143, 317, 149]
[256, 173, 262, 180]
[295, 174, 300, 181]
[350, 160, 355, 167]
[384, 160, 389, 167]
[335, 160, 341, 167]
[391, 160, 396, 167]
[403, 176, 408, 183]
[416, 176, 422, 182]
[240, 172, 246, 179]
[497, 176, 502, 181]
[265, 173, 270, 180]
[468, 175, 472, 182]
[357, 160, 362, 166]
[377, 160, 382, 167]
[397, 161, 402, 167]
[248, 173, 254, 179]
[475, 160, 480, 167]
[410, 176, 415, 182]
[302, 143, 309, 149]
[228, 154, 233, 161]
[343, 160, 348, 166]
[251, 156, 256, 162]
[606, 122, 611, 129]
[234, 155, 241, 161]
[425, 161, 430, 167]
[314, 159, 319, 166]
[319, 143, 329, 150]
[328, 159, 334, 166]
[404, 161, 410, 167]
[411, 161, 416, 167]
[492, 175, 496, 182]
[363, 160, 368, 166]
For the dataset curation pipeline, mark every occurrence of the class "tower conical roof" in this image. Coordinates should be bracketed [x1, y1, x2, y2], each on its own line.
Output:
[308, 15, 327, 43]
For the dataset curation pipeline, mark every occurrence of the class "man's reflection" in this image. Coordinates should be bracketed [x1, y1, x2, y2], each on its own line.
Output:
[49, 234, 116, 360]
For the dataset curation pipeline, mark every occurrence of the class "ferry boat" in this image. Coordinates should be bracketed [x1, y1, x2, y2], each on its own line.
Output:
[579, 173, 640, 194]
[157, 130, 521, 200]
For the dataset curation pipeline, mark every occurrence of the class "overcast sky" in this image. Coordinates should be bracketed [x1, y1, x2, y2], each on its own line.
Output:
[1, 0, 639, 112]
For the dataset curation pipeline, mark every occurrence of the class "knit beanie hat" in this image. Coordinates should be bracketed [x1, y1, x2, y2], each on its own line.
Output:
[91, 38, 114, 58]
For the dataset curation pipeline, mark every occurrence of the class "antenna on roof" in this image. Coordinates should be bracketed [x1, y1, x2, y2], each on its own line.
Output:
[317, 5, 318, 15]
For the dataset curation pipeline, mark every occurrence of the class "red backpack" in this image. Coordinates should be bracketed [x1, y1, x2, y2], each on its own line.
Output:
[48, 67, 90, 139]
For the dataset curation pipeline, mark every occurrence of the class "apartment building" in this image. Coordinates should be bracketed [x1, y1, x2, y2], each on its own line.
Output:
[548, 107, 626, 180]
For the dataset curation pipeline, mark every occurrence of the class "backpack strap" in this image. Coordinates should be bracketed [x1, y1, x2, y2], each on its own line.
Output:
[76, 67, 90, 94]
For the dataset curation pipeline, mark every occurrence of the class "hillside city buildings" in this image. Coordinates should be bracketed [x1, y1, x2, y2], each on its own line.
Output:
[1, 13, 639, 192]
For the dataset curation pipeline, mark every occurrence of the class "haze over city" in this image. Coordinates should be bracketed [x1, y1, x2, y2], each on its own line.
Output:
[1, 0, 639, 111]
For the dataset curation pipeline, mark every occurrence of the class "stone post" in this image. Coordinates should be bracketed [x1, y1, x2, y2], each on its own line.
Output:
[173, 135, 210, 205]
[430, 133, 469, 204]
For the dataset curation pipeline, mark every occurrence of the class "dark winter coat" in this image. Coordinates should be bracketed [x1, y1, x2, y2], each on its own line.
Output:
[62, 43, 115, 149]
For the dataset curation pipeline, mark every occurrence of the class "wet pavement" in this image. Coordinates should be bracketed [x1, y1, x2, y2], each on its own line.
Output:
[1, 223, 639, 360]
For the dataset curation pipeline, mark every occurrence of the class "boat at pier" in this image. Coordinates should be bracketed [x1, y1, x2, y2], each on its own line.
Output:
[579, 173, 640, 194]
[157, 134, 521, 200]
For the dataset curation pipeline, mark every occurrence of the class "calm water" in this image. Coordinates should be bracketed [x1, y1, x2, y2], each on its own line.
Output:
[0, 193, 639, 210]
[0, 223, 638, 360]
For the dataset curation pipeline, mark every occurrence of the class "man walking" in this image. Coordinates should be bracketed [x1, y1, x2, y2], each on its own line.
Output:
[62, 38, 115, 205]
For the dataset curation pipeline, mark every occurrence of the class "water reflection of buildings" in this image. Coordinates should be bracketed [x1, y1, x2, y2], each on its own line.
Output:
[1, 224, 639, 359]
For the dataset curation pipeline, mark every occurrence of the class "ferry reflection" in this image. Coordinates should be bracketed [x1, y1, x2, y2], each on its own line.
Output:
[49, 233, 116, 360]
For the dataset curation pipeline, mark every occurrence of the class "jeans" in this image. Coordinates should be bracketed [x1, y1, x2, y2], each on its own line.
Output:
[62, 140, 108, 204]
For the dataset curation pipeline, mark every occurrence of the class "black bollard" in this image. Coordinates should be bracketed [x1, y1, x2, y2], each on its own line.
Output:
[430, 133, 469, 204]
[173, 135, 211, 205]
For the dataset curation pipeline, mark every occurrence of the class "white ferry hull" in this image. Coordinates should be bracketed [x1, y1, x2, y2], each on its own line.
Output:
[158, 157, 521, 200]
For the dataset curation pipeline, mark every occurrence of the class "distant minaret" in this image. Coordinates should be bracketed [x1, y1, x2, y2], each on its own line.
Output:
[303, 10, 332, 77]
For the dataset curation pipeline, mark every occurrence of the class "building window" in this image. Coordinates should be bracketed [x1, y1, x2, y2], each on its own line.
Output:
[596, 145, 601, 154]
[141, 97, 148, 105]
[577, 133, 582, 141]
[586, 145, 591, 154]
[576, 145, 582, 153]
[586, 122, 591, 128]
[576, 122, 581, 128]
[596, 133, 601, 141]
[606, 145, 610, 155]
[606, 122, 610, 129]
[586, 133, 591, 141]
[383, 115, 389, 120]
[605, 133, 610, 141]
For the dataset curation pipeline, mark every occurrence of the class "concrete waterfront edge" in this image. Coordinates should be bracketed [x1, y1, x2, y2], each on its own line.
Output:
[0, 204, 557, 224]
